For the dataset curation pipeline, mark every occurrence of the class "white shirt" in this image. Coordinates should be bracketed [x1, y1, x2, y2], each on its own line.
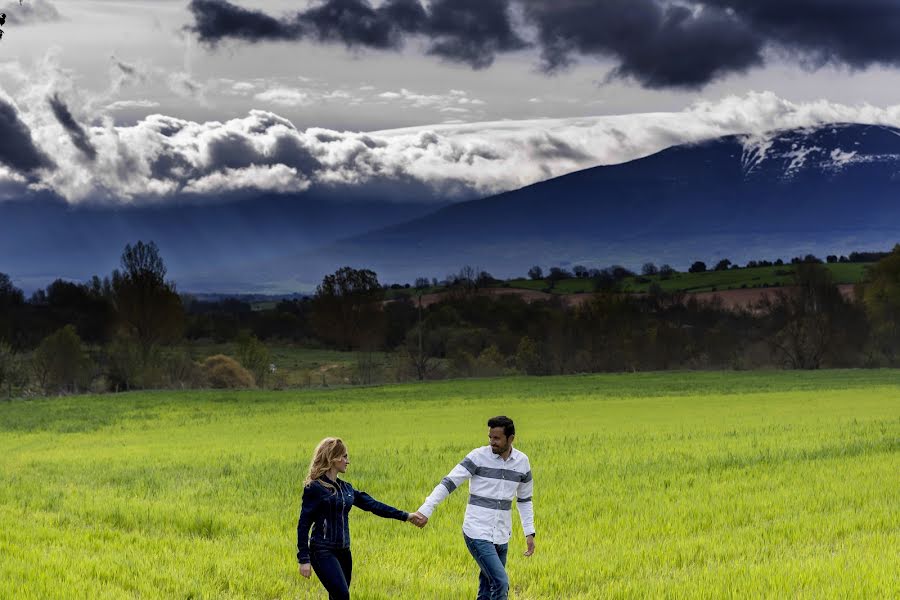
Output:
[418, 445, 535, 544]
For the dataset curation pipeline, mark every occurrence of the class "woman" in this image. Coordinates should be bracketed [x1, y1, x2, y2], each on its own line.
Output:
[296, 437, 424, 599]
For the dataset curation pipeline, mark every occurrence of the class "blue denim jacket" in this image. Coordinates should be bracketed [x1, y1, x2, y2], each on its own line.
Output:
[296, 475, 408, 564]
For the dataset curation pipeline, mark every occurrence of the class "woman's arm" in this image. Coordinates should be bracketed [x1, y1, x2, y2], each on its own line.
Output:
[353, 489, 410, 521]
[296, 483, 324, 565]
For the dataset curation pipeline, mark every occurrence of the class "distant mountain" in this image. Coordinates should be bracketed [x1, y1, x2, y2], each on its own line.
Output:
[0, 187, 448, 294]
[288, 123, 900, 283]
[4, 123, 899, 294]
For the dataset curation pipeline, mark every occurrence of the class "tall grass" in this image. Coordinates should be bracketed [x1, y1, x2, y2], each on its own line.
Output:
[1, 370, 898, 598]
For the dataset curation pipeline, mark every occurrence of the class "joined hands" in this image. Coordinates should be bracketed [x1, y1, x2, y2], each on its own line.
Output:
[407, 511, 428, 528]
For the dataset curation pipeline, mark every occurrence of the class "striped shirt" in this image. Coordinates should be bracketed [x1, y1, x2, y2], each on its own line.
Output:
[418, 445, 535, 545]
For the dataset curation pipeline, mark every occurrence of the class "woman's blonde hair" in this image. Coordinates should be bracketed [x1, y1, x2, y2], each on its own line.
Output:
[304, 437, 347, 491]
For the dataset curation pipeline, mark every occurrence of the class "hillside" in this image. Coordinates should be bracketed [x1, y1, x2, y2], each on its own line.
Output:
[302, 123, 900, 285]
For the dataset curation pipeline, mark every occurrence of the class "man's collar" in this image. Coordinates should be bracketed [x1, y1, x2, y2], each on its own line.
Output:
[492, 446, 517, 460]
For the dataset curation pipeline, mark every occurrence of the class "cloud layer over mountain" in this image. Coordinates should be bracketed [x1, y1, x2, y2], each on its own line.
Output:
[6, 86, 900, 204]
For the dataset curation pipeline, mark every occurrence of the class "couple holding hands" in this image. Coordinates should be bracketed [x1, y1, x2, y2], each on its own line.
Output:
[296, 416, 536, 600]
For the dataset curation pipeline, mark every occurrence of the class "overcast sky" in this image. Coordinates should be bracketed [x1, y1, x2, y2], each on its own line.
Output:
[5, 0, 900, 204]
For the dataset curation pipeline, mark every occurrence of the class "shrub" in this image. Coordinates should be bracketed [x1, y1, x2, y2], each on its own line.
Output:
[0, 343, 26, 400]
[32, 325, 94, 395]
[202, 355, 255, 389]
[106, 336, 163, 391]
[236, 332, 271, 387]
[475, 345, 506, 377]
[165, 349, 204, 390]
[515, 337, 542, 375]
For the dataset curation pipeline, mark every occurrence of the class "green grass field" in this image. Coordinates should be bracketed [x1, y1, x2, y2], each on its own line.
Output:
[504, 263, 873, 295]
[1, 370, 898, 598]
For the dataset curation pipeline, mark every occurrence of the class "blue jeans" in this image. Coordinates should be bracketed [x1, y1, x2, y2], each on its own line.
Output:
[463, 533, 509, 600]
[310, 547, 352, 600]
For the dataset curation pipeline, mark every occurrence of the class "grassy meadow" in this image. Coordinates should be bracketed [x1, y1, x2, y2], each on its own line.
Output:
[184, 343, 388, 387]
[503, 262, 872, 295]
[1, 370, 898, 599]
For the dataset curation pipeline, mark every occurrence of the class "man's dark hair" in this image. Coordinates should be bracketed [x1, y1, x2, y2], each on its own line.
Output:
[487, 416, 515, 438]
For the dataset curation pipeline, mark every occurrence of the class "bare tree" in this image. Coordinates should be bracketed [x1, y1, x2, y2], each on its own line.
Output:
[759, 263, 848, 369]
[407, 291, 438, 380]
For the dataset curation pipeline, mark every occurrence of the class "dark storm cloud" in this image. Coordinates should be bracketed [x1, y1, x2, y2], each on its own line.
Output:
[299, 0, 402, 48]
[188, 0, 900, 89]
[188, 0, 301, 43]
[424, 0, 527, 69]
[0, 97, 53, 174]
[524, 0, 765, 89]
[703, 0, 900, 69]
[48, 94, 98, 161]
[187, 0, 525, 69]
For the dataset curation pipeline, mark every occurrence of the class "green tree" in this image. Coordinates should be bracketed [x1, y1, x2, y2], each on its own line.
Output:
[0, 273, 25, 344]
[112, 241, 184, 362]
[475, 345, 506, 377]
[312, 267, 385, 350]
[515, 336, 542, 375]
[32, 325, 94, 394]
[760, 263, 853, 369]
[862, 244, 900, 362]
[0, 342, 26, 400]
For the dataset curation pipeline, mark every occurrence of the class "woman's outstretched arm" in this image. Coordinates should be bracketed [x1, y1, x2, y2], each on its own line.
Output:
[353, 489, 410, 521]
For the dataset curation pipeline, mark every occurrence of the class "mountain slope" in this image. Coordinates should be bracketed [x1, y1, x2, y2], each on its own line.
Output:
[299, 123, 900, 282]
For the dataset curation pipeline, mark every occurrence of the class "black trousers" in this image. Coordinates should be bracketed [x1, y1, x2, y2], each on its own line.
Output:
[310, 547, 353, 600]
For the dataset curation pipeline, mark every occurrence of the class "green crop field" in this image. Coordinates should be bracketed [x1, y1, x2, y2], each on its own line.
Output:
[502, 263, 873, 295]
[619, 263, 873, 294]
[1, 370, 898, 599]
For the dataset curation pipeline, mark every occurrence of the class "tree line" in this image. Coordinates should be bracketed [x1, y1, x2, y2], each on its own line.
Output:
[2, 242, 900, 398]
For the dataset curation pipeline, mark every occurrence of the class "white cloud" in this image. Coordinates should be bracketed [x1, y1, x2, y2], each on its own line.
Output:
[184, 164, 310, 194]
[376, 88, 488, 115]
[167, 72, 205, 101]
[232, 82, 256, 93]
[254, 87, 313, 107]
[253, 84, 359, 107]
[105, 100, 161, 111]
[8, 90, 900, 204]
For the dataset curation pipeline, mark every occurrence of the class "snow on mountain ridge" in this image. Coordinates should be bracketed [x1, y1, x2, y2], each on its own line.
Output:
[738, 124, 900, 180]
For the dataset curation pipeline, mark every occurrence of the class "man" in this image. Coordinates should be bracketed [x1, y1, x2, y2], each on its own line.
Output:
[414, 416, 535, 600]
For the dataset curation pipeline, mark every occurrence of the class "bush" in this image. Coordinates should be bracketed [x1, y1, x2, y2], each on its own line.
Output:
[236, 332, 272, 387]
[475, 345, 507, 377]
[106, 336, 156, 391]
[165, 349, 204, 389]
[515, 337, 542, 375]
[32, 325, 95, 395]
[202, 354, 255, 389]
[0, 343, 26, 400]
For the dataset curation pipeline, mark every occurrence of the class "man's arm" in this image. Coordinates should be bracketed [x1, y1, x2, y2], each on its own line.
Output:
[516, 465, 535, 555]
[416, 452, 477, 519]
